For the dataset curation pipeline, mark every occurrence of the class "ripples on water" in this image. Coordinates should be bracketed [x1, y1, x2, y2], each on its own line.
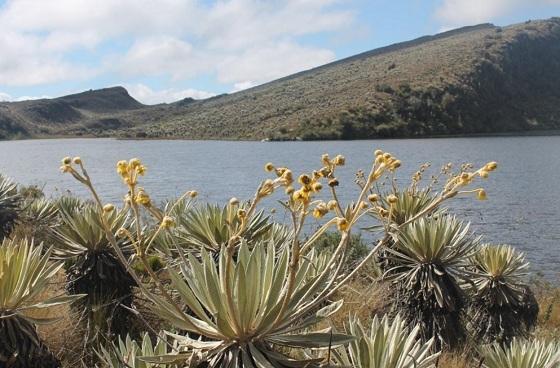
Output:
[0, 137, 558, 278]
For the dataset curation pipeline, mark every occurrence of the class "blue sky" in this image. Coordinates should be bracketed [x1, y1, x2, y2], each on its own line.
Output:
[0, 0, 559, 104]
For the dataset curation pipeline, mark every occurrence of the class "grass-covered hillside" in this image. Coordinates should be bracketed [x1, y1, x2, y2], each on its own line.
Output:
[1, 17, 560, 140]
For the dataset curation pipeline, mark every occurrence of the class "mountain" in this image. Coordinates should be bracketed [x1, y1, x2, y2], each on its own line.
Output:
[1, 18, 560, 140]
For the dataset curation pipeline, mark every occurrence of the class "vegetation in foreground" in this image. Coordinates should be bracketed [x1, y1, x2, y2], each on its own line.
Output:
[0, 150, 558, 367]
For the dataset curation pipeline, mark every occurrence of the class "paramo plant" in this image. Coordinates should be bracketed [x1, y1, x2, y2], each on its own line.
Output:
[60, 152, 498, 367]
[480, 339, 560, 368]
[466, 244, 538, 343]
[97, 332, 180, 368]
[332, 314, 440, 368]
[0, 174, 21, 240]
[0, 238, 81, 368]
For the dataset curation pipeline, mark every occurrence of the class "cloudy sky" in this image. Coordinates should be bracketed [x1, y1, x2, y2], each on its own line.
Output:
[0, 0, 559, 104]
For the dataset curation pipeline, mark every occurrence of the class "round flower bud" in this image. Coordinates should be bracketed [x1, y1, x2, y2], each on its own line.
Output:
[285, 186, 295, 195]
[387, 194, 398, 204]
[237, 208, 247, 219]
[327, 200, 338, 210]
[161, 216, 176, 229]
[264, 162, 274, 172]
[479, 170, 489, 179]
[312, 182, 323, 192]
[72, 157, 82, 165]
[328, 179, 339, 187]
[103, 203, 115, 212]
[477, 189, 487, 201]
[368, 194, 379, 202]
[374, 149, 383, 157]
[188, 191, 198, 198]
[62, 156, 72, 165]
[333, 155, 345, 166]
[229, 197, 240, 206]
[298, 174, 312, 185]
[336, 218, 349, 231]
[485, 162, 498, 172]
[129, 158, 141, 169]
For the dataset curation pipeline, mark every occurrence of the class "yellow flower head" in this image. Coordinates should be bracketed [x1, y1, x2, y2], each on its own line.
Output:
[265, 162, 275, 172]
[391, 160, 402, 170]
[136, 191, 151, 206]
[60, 165, 72, 173]
[313, 203, 328, 219]
[161, 216, 176, 229]
[312, 182, 323, 192]
[374, 149, 383, 157]
[327, 200, 338, 210]
[328, 178, 339, 187]
[319, 167, 331, 178]
[298, 174, 312, 186]
[387, 194, 398, 205]
[479, 170, 489, 179]
[281, 169, 293, 184]
[333, 154, 345, 166]
[62, 156, 72, 165]
[136, 165, 147, 176]
[292, 189, 308, 203]
[237, 208, 247, 219]
[116, 228, 128, 238]
[359, 201, 368, 209]
[72, 157, 82, 165]
[477, 189, 487, 201]
[336, 217, 349, 231]
[188, 190, 198, 198]
[117, 160, 128, 176]
[485, 161, 498, 172]
[103, 203, 115, 212]
[321, 153, 330, 166]
[129, 158, 141, 169]
[368, 194, 379, 202]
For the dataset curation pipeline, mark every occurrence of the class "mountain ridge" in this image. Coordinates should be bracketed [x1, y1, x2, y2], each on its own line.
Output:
[1, 17, 560, 140]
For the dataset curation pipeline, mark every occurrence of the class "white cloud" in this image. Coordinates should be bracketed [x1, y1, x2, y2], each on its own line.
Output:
[0, 92, 11, 101]
[125, 83, 215, 104]
[231, 81, 256, 92]
[0, 0, 354, 89]
[436, 0, 560, 28]
[217, 42, 335, 85]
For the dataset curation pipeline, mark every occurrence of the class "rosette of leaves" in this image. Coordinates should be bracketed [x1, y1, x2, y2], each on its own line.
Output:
[466, 244, 538, 343]
[53, 204, 136, 339]
[0, 238, 80, 368]
[144, 240, 353, 367]
[13, 197, 59, 243]
[480, 338, 560, 368]
[332, 314, 440, 368]
[367, 189, 440, 270]
[157, 200, 287, 256]
[384, 215, 479, 348]
[97, 332, 180, 368]
[0, 174, 21, 240]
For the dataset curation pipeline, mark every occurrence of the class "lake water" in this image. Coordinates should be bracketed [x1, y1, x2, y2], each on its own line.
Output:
[0, 137, 559, 279]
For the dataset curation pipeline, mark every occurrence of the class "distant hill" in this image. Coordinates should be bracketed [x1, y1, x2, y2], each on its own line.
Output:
[1, 18, 560, 140]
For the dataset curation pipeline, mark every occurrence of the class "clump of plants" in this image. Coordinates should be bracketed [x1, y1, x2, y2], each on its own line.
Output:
[55, 158, 137, 348]
[333, 314, 440, 368]
[57, 149, 499, 367]
[0, 175, 21, 241]
[466, 244, 538, 344]
[0, 238, 80, 368]
[480, 338, 560, 368]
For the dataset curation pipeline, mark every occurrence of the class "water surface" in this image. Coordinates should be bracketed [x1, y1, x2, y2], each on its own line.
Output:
[0, 137, 558, 278]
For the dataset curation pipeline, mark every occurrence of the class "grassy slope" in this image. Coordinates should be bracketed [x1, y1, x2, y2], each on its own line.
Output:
[1, 18, 560, 140]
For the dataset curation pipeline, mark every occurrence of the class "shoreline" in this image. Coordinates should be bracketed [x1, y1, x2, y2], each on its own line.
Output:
[2, 129, 560, 143]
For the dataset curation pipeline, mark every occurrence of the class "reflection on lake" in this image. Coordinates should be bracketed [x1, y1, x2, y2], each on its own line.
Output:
[0, 136, 559, 278]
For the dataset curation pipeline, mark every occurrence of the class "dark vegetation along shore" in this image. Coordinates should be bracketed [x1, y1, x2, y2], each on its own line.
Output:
[1, 17, 560, 141]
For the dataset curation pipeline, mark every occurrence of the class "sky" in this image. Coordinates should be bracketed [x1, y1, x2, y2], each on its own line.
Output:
[0, 0, 559, 105]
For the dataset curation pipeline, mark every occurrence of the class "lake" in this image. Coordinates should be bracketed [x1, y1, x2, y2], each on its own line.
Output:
[0, 136, 559, 279]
